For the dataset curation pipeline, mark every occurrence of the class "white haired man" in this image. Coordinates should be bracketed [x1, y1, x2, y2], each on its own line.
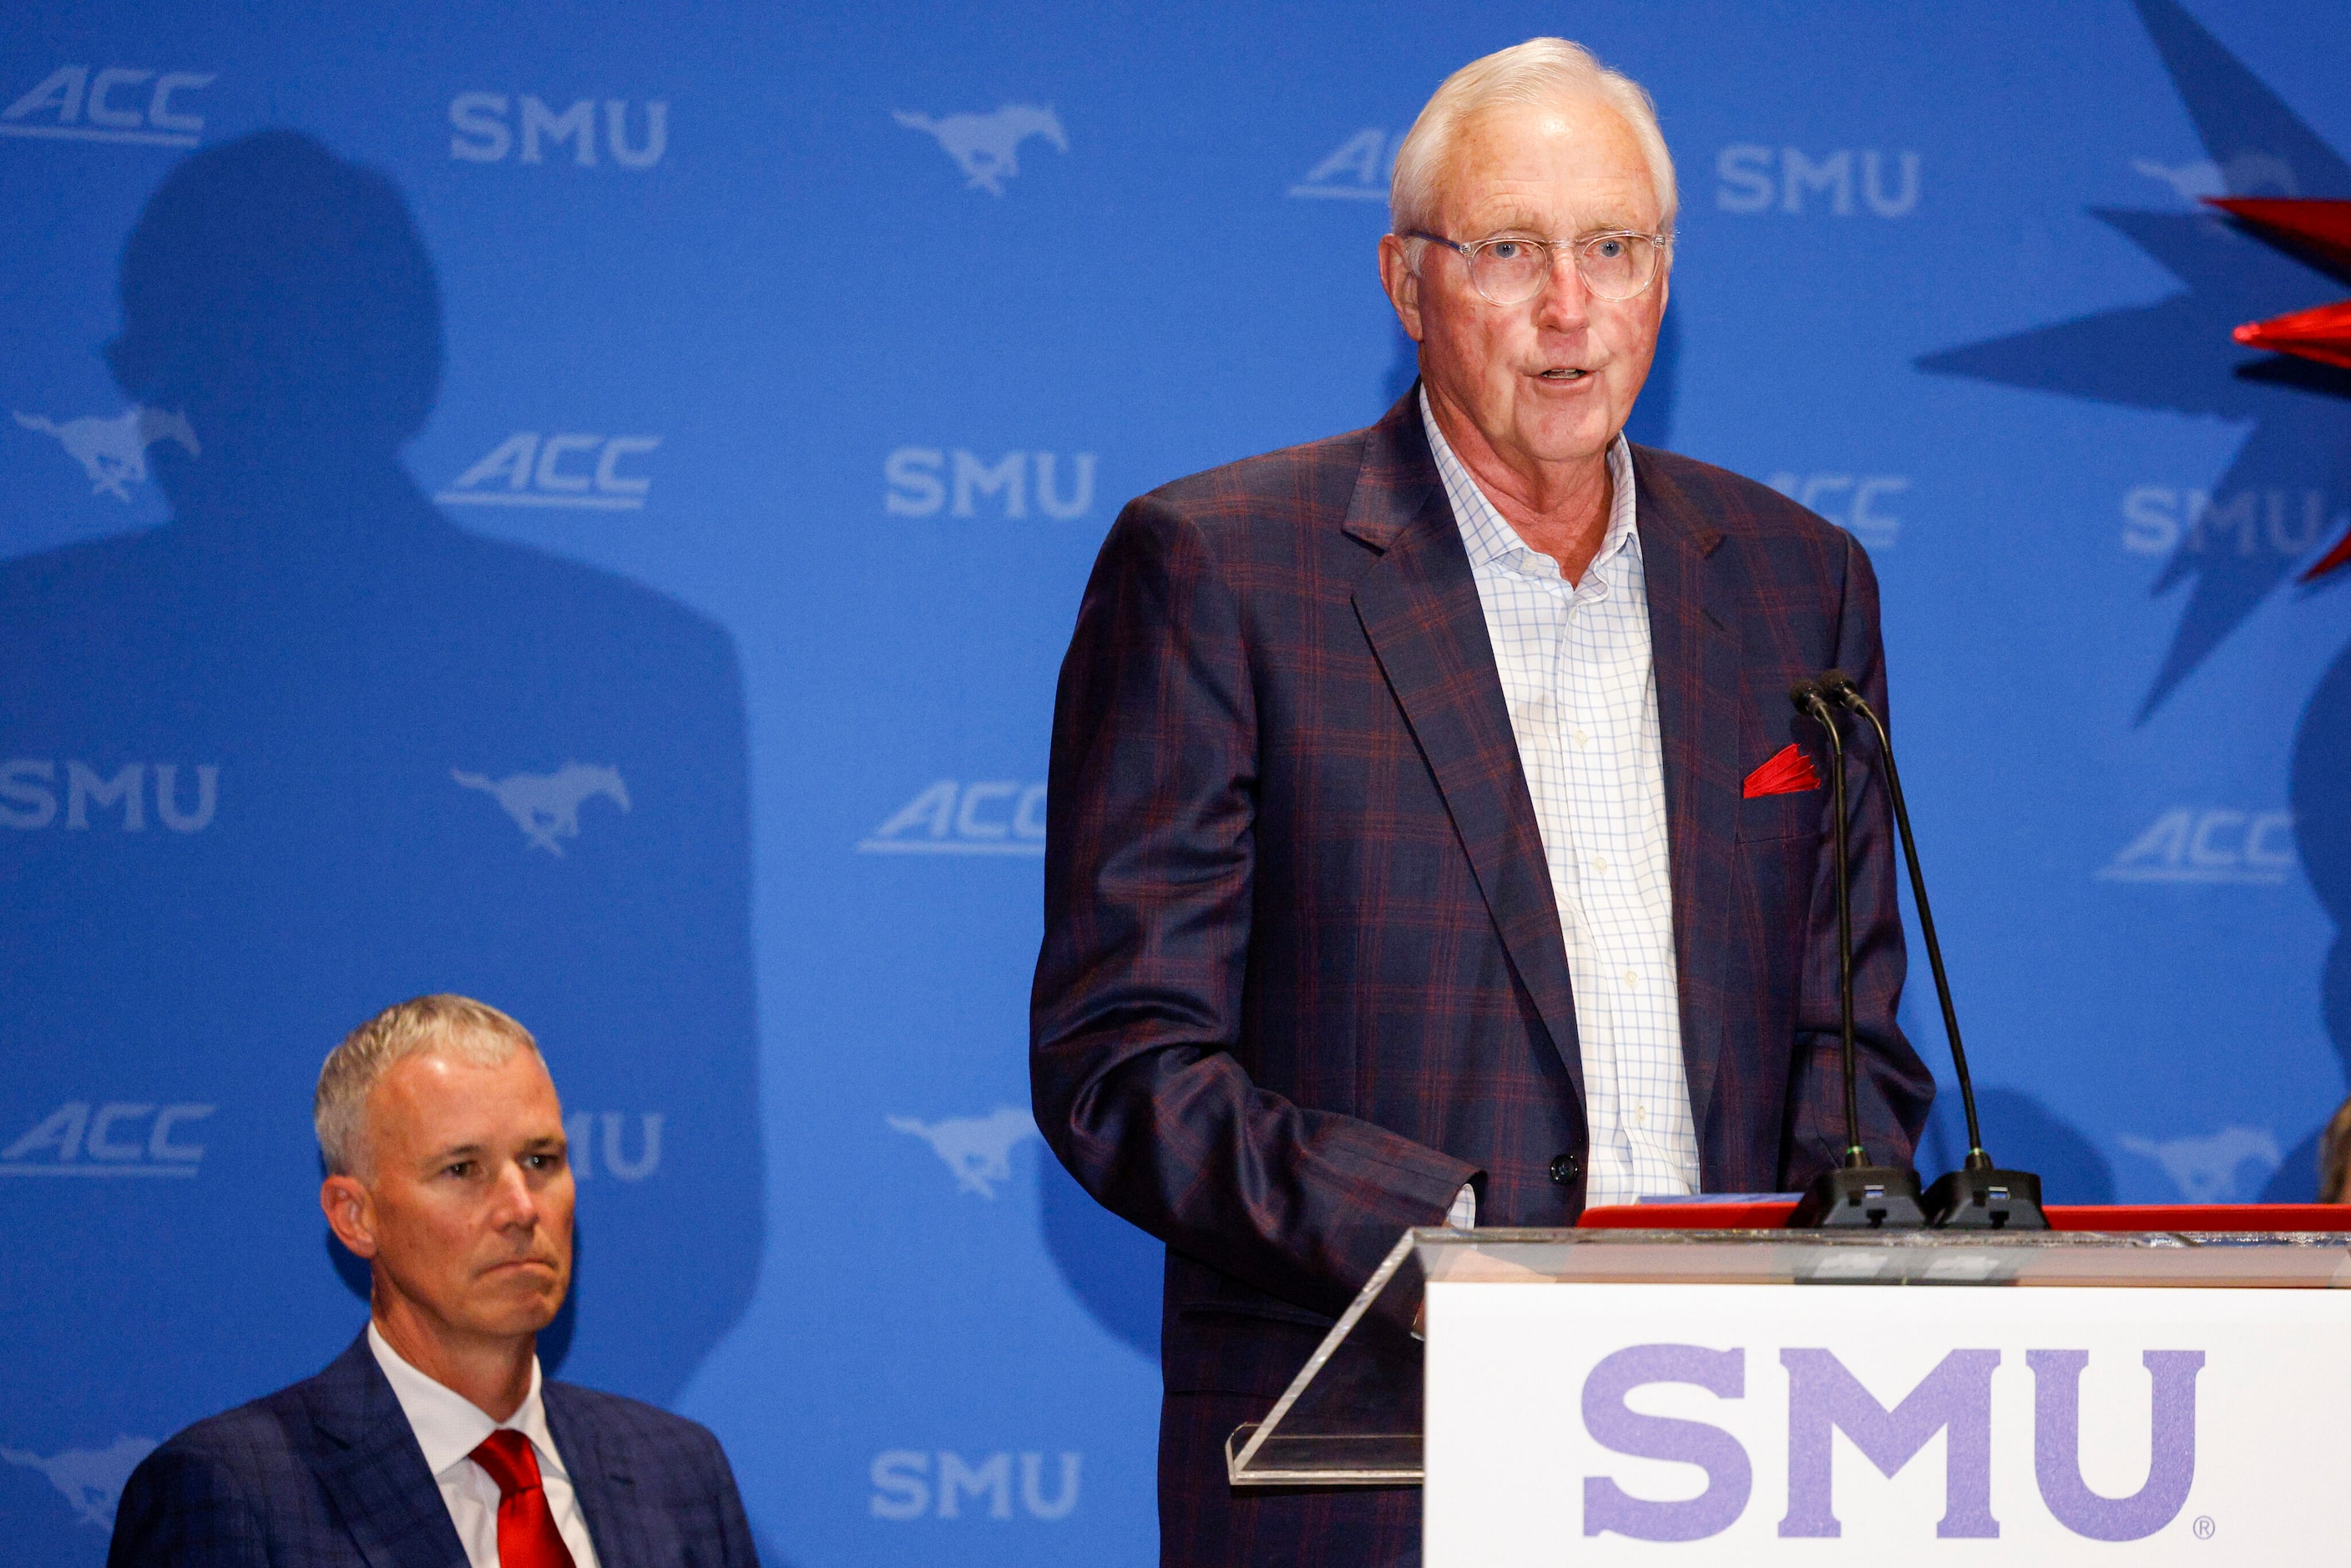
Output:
[1032, 38, 1929, 1564]
[110, 995, 761, 1567]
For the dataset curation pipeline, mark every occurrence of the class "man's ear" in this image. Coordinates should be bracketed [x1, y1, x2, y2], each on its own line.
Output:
[1378, 233, 1424, 342]
[321, 1173, 380, 1260]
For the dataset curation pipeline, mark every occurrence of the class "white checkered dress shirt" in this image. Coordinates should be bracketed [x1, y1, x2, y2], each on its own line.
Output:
[1423, 392, 1700, 1217]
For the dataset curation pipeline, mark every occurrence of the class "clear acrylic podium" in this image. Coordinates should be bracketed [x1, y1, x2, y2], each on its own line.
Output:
[1226, 1212, 2351, 1560]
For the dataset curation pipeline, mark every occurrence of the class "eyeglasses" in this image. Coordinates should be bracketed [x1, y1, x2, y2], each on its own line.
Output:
[1403, 228, 1672, 305]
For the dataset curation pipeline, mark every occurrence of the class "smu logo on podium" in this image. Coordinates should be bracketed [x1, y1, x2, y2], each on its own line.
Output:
[1581, 1344, 2202, 1544]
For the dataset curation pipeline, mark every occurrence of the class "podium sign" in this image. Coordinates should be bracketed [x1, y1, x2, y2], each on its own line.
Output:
[1226, 1227, 2351, 1565]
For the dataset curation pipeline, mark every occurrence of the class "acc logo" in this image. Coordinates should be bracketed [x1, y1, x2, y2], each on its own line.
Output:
[1290, 128, 1400, 200]
[563, 1112, 663, 1181]
[893, 105, 1066, 195]
[883, 450, 1096, 520]
[0, 761, 219, 833]
[2119, 1125, 2281, 1203]
[887, 1107, 1037, 1200]
[14, 407, 199, 502]
[871, 1450, 1080, 1521]
[2121, 485, 2339, 559]
[1, 1102, 214, 1177]
[437, 432, 660, 511]
[2, 67, 214, 149]
[1767, 472, 1909, 551]
[2097, 807, 2293, 885]
[860, 780, 1045, 855]
[453, 764, 629, 857]
[448, 94, 666, 167]
[1716, 146, 1920, 217]
[1, 1437, 157, 1529]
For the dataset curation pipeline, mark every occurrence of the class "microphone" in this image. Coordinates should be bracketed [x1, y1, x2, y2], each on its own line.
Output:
[1818, 670, 2046, 1230]
[1786, 679, 1926, 1230]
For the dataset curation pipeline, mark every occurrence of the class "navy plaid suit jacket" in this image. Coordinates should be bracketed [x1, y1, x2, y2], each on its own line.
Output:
[108, 1333, 758, 1568]
[1031, 391, 1933, 1565]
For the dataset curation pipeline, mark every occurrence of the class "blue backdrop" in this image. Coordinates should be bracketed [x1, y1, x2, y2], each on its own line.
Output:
[3, 2, 2348, 1562]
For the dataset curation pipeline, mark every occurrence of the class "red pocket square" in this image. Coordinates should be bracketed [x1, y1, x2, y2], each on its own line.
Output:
[1743, 742, 1822, 798]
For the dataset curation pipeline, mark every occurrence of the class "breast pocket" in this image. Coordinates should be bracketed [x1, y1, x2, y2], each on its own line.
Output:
[1736, 786, 1825, 843]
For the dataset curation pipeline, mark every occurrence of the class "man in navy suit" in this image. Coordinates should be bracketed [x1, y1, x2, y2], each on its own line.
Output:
[1030, 37, 1934, 1565]
[109, 995, 759, 1567]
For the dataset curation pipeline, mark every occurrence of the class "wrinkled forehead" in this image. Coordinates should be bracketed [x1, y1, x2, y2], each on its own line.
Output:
[1435, 97, 1659, 235]
[365, 1033, 559, 1153]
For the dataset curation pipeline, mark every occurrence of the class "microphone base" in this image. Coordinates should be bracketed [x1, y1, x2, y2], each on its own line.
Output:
[1924, 1166, 2050, 1230]
[1787, 1166, 1928, 1230]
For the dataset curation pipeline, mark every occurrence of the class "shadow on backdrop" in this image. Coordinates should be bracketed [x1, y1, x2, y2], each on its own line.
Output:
[1919, 1085, 2116, 1206]
[1039, 1147, 1161, 1362]
[0, 130, 761, 1424]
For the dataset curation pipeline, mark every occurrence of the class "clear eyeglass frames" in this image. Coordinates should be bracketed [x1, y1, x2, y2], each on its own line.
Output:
[1404, 229, 1672, 305]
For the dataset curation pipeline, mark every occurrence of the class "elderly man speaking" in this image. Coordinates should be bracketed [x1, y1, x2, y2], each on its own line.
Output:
[1031, 37, 1932, 1565]
[111, 996, 759, 1567]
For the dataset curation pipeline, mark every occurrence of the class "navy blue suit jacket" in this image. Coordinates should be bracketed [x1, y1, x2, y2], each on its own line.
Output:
[109, 1333, 757, 1568]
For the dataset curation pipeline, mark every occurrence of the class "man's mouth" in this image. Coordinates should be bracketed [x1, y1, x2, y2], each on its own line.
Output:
[1539, 367, 1589, 381]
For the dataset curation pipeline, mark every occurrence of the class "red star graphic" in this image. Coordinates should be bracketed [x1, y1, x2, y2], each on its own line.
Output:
[2207, 197, 2351, 579]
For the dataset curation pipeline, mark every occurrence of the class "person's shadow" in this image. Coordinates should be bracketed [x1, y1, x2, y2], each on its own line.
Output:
[0, 130, 761, 1419]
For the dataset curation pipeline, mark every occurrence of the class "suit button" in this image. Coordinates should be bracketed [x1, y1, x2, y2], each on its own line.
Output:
[1550, 1153, 1582, 1186]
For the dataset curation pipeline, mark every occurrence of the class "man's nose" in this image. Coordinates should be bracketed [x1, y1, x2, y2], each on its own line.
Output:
[1532, 247, 1592, 329]
[488, 1161, 540, 1228]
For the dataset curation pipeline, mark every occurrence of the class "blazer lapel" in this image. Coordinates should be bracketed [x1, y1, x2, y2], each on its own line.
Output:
[304, 1333, 470, 1568]
[544, 1382, 644, 1568]
[1347, 397, 1585, 1095]
[1632, 447, 1740, 1148]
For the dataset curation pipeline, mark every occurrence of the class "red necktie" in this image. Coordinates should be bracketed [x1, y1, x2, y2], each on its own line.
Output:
[468, 1429, 579, 1568]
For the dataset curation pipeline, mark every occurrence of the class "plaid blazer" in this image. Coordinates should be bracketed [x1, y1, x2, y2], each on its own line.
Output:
[1031, 392, 1932, 1520]
[108, 1333, 758, 1568]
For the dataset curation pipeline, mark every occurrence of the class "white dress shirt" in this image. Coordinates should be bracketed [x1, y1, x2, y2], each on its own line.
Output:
[368, 1323, 603, 1568]
[1423, 392, 1701, 1211]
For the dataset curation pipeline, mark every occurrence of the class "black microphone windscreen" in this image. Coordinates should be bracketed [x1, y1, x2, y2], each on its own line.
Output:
[1820, 668, 1857, 696]
[1788, 677, 1822, 712]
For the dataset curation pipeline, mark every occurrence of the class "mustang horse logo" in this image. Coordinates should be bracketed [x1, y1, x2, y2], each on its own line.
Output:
[453, 763, 630, 857]
[892, 105, 1066, 195]
[2119, 1125, 2283, 1203]
[887, 1107, 1038, 1198]
[14, 407, 199, 500]
[2, 1437, 156, 1529]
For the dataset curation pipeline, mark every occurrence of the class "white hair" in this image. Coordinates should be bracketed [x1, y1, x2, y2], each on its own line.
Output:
[314, 994, 538, 1176]
[1390, 38, 1678, 245]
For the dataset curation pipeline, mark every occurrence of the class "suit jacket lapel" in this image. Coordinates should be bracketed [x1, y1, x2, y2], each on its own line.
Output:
[304, 1333, 470, 1568]
[545, 1382, 643, 1568]
[1632, 446, 1740, 1149]
[1347, 397, 1585, 1095]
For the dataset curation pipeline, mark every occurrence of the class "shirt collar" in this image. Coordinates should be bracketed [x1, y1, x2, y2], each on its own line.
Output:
[1419, 387, 1641, 575]
[367, 1321, 568, 1484]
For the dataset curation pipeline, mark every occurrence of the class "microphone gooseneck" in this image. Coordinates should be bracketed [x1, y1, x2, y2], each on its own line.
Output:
[1792, 679, 1866, 1171]
[1818, 669, 1987, 1171]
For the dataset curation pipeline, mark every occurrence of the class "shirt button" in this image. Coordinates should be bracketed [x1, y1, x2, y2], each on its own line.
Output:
[1622, 969, 1640, 988]
[1550, 1153, 1583, 1186]
[1592, 855, 1609, 873]
[1571, 729, 1590, 749]
[1632, 1104, 1649, 1127]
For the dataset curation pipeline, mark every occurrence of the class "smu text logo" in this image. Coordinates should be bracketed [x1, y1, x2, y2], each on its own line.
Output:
[860, 780, 1045, 856]
[449, 94, 667, 167]
[438, 432, 660, 510]
[884, 448, 1096, 520]
[15, 406, 199, 501]
[888, 1107, 1037, 1200]
[1767, 472, 1909, 551]
[564, 1113, 664, 1181]
[2121, 485, 2343, 559]
[1581, 1343, 2200, 1543]
[893, 106, 1066, 195]
[2, 67, 214, 149]
[871, 1451, 1080, 1520]
[454, 764, 629, 857]
[1291, 128, 1400, 200]
[1, 1102, 215, 1177]
[1716, 147, 1920, 216]
[2097, 807, 2293, 885]
[2, 1437, 156, 1528]
[0, 761, 219, 832]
